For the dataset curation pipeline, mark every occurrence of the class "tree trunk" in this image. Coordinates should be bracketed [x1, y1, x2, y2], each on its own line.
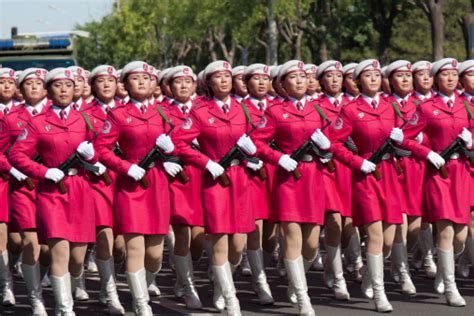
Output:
[429, 0, 445, 60]
[267, 0, 278, 65]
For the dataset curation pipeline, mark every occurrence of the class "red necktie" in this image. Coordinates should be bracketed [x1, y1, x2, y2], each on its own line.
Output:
[32, 109, 38, 116]
[371, 100, 377, 110]
[3, 107, 9, 115]
[400, 100, 407, 108]
[182, 104, 189, 115]
[258, 102, 265, 112]
[60, 109, 67, 121]
[73, 103, 79, 111]
[140, 104, 147, 114]
[296, 101, 303, 112]
[447, 100, 453, 108]
[222, 104, 230, 114]
[333, 100, 339, 108]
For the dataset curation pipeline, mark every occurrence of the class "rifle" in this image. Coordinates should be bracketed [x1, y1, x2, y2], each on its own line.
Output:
[436, 101, 474, 178]
[138, 106, 189, 188]
[289, 104, 333, 180]
[368, 103, 408, 181]
[2, 146, 35, 190]
[113, 144, 125, 159]
[56, 151, 100, 194]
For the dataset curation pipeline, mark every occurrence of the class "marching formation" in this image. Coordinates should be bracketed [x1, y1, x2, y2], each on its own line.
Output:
[0, 56, 473, 316]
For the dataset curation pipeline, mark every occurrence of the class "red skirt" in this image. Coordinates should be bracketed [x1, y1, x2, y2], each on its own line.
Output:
[8, 178, 37, 231]
[36, 173, 95, 243]
[202, 165, 254, 234]
[248, 163, 272, 220]
[0, 180, 8, 223]
[352, 159, 404, 227]
[89, 171, 116, 228]
[270, 160, 325, 224]
[399, 157, 425, 217]
[114, 165, 170, 235]
[323, 159, 352, 217]
[422, 158, 471, 225]
[170, 165, 204, 227]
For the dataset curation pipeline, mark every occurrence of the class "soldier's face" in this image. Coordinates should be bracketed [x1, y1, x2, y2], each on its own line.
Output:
[73, 76, 85, 100]
[171, 77, 194, 103]
[149, 76, 158, 96]
[435, 70, 458, 95]
[48, 79, 74, 107]
[358, 70, 381, 97]
[321, 71, 343, 96]
[283, 71, 307, 99]
[125, 73, 151, 101]
[461, 72, 474, 94]
[82, 82, 92, 98]
[306, 73, 319, 94]
[232, 75, 248, 97]
[247, 74, 270, 99]
[93, 75, 117, 103]
[116, 82, 128, 99]
[20, 78, 45, 105]
[0, 78, 16, 101]
[343, 73, 359, 96]
[414, 70, 433, 93]
[209, 71, 232, 97]
[389, 71, 413, 96]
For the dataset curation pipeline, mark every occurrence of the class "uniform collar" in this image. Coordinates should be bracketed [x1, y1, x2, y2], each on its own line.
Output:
[344, 92, 357, 100]
[464, 91, 474, 102]
[324, 93, 343, 105]
[437, 91, 455, 105]
[393, 93, 410, 105]
[362, 94, 380, 108]
[73, 97, 83, 109]
[25, 98, 47, 115]
[0, 100, 13, 112]
[213, 96, 231, 110]
[52, 104, 71, 118]
[173, 99, 193, 113]
[131, 98, 149, 111]
[415, 90, 431, 100]
[288, 96, 306, 109]
[249, 96, 267, 111]
[96, 98, 116, 114]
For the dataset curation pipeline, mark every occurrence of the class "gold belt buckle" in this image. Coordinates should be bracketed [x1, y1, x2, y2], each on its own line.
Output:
[230, 159, 240, 166]
[67, 168, 78, 176]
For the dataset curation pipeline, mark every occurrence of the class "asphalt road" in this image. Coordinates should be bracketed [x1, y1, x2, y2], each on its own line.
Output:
[1, 252, 474, 316]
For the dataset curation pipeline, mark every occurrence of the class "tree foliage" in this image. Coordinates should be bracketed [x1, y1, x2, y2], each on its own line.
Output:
[75, 0, 473, 70]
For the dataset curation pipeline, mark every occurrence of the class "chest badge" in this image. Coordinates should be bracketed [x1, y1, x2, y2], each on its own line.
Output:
[283, 113, 289, 119]
[208, 117, 215, 124]
[433, 110, 439, 116]
[17, 121, 22, 128]
[358, 112, 365, 118]
[45, 125, 51, 132]
[126, 117, 132, 123]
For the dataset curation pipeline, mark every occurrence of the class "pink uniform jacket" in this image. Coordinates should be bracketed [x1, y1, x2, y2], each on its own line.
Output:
[0, 110, 11, 223]
[318, 94, 353, 217]
[94, 101, 171, 235]
[459, 93, 474, 207]
[171, 98, 255, 234]
[401, 94, 473, 224]
[252, 98, 326, 224]
[329, 95, 404, 227]
[8, 106, 97, 243]
[167, 101, 204, 227]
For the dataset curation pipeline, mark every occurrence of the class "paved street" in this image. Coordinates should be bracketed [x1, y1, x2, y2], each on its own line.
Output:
[1, 250, 474, 316]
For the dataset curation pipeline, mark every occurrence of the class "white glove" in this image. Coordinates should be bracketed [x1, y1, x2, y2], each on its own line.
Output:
[76, 141, 95, 161]
[390, 127, 404, 145]
[127, 164, 146, 180]
[458, 127, 472, 149]
[93, 162, 107, 176]
[320, 157, 330, 164]
[247, 160, 263, 171]
[310, 129, 331, 150]
[45, 168, 65, 183]
[155, 134, 174, 153]
[237, 134, 257, 155]
[415, 132, 423, 144]
[163, 162, 183, 177]
[192, 138, 200, 148]
[9, 167, 27, 182]
[278, 154, 298, 172]
[205, 160, 225, 179]
[360, 159, 376, 174]
[427, 151, 445, 169]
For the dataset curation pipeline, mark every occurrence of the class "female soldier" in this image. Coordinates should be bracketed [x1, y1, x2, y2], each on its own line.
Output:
[253, 60, 331, 316]
[165, 66, 204, 310]
[330, 59, 404, 313]
[68, 66, 87, 111]
[342, 63, 360, 101]
[83, 65, 125, 314]
[241, 63, 275, 305]
[304, 64, 320, 101]
[171, 60, 258, 316]
[383, 60, 420, 296]
[316, 60, 351, 301]
[0, 68, 49, 315]
[0, 67, 18, 306]
[94, 61, 173, 315]
[231, 66, 248, 103]
[400, 58, 470, 307]
[9, 67, 99, 315]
